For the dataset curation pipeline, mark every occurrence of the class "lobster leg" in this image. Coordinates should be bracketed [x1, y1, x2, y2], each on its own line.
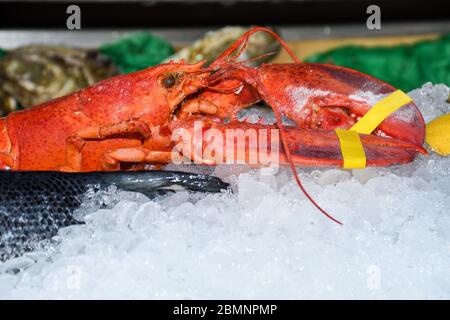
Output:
[0, 153, 14, 169]
[103, 147, 174, 170]
[177, 98, 219, 118]
[64, 119, 151, 171]
[178, 81, 260, 120]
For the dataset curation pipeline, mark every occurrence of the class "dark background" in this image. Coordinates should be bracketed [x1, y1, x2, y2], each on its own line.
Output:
[0, 0, 449, 29]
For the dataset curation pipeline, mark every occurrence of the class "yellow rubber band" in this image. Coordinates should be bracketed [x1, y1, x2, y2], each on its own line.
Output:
[335, 90, 411, 169]
[335, 129, 366, 169]
[350, 90, 412, 134]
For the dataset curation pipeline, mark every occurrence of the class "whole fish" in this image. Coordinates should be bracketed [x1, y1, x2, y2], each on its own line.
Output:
[0, 170, 228, 261]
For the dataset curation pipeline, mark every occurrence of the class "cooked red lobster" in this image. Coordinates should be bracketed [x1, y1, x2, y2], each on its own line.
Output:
[0, 27, 426, 223]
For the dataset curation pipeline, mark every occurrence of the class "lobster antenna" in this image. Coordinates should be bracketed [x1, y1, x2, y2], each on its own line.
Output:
[210, 26, 301, 68]
[234, 51, 278, 65]
[211, 26, 342, 224]
[271, 110, 343, 225]
[205, 52, 277, 92]
[229, 34, 251, 63]
[206, 79, 244, 94]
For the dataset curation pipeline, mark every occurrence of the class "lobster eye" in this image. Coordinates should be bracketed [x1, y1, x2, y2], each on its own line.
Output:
[163, 75, 176, 88]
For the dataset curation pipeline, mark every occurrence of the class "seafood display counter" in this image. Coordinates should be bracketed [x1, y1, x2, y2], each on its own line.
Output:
[0, 0, 449, 301]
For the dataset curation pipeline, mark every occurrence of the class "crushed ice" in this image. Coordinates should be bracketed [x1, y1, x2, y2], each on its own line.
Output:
[0, 83, 449, 299]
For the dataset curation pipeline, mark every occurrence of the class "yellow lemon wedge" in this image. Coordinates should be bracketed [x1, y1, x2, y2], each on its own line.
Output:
[426, 113, 450, 156]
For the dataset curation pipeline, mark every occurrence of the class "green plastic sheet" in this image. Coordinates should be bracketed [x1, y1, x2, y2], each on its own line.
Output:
[1, 32, 448, 90]
[99, 32, 174, 74]
[305, 34, 450, 92]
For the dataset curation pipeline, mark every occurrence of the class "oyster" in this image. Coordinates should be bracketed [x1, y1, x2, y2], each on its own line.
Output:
[164, 26, 280, 66]
[0, 45, 118, 115]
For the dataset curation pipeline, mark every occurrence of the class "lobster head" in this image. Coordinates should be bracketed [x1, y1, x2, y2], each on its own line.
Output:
[143, 60, 216, 122]
[97, 60, 212, 125]
[153, 60, 210, 111]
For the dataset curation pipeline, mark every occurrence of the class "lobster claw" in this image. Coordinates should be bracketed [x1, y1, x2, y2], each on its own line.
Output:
[281, 127, 427, 168]
[170, 119, 427, 168]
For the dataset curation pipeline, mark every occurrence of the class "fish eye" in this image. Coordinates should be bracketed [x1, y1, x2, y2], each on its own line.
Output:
[162, 74, 176, 88]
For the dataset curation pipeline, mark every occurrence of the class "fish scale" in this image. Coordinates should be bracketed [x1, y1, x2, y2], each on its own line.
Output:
[0, 170, 229, 261]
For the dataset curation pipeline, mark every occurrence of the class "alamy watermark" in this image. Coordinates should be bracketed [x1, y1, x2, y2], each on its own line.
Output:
[366, 5, 381, 30]
[66, 5, 81, 30]
[66, 265, 82, 290]
[171, 121, 281, 168]
[366, 265, 381, 291]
